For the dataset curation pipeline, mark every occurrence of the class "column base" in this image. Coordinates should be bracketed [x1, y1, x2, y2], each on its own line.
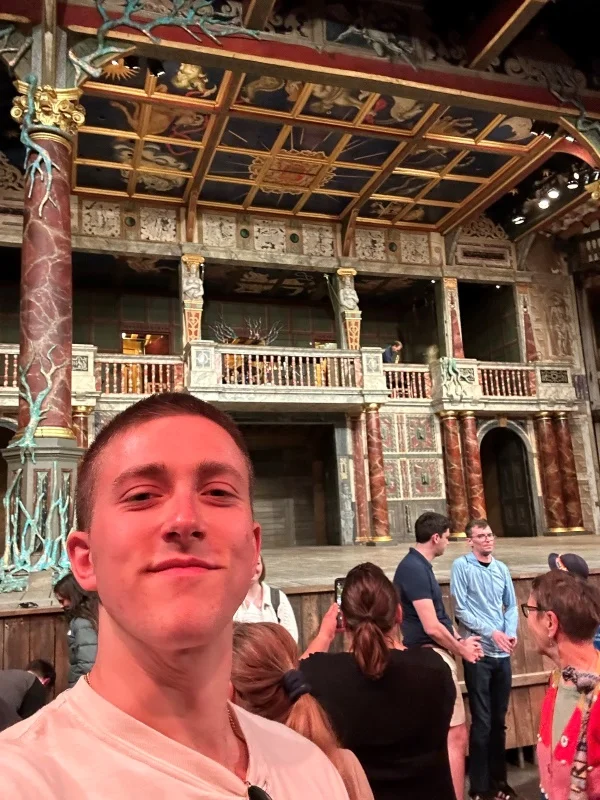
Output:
[449, 531, 467, 540]
[369, 535, 393, 544]
[544, 527, 592, 536]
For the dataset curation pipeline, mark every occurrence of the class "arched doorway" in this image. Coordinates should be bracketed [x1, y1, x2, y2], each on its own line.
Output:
[480, 426, 536, 537]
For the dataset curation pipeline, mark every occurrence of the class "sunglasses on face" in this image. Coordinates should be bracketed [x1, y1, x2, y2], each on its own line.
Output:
[248, 787, 273, 800]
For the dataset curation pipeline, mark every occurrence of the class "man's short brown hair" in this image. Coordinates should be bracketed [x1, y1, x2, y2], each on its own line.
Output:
[466, 519, 489, 537]
[531, 570, 600, 642]
[76, 393, 253, 531]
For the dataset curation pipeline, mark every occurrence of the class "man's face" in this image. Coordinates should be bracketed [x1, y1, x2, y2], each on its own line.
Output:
[392, 343, 402, 353]
[469, 524, 495, 559]
[525, 591, 557, 658]
[433, 528, 450, 557]
[69, 415, 260, 651]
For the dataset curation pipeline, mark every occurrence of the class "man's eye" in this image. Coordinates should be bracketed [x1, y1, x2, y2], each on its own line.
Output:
[207, 488, 233, 497]
[127, 491, 156, 502]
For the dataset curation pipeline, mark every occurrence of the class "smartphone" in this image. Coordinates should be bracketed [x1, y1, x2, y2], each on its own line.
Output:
[334, 577, 345, 630]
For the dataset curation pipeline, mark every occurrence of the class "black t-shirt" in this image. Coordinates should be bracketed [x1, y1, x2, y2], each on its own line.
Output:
[300, 648, 455, 800]
[393, 547, 454, 647]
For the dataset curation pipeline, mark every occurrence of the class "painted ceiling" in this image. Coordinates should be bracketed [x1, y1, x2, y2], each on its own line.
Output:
[69, 54, 553, 232]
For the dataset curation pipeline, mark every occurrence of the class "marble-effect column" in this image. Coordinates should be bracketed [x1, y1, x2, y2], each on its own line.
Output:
[365, 404, 390, 541]
[440, 411, 469, 536]
[517, 285, 539, 362]
[72, 406, 93, 449]
[19, 136, 74, 435]
[441, 278, 465, 359]
[535, 413, 567, 532]
[553, 413, 585, 531]
[460, 412, 487, 519]
[351, 414, 371, 542]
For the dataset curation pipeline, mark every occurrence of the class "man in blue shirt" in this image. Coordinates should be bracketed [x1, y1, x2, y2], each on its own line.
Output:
[394, 511, 482, 800]
[451, 519, 518, 800]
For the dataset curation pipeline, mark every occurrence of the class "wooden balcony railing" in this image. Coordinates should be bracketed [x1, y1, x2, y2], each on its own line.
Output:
[95, 355, 184, 394]
[478, 364, 536, 397]
[0, 346, 19, 389]
[218, 346, 363, 390]
[384, 364, 431, 399]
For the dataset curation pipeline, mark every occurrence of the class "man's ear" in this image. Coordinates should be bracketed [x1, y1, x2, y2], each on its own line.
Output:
[66, 530, 98, 593]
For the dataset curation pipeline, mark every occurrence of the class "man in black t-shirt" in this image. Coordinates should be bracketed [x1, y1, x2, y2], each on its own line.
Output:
[394, 512, 482, 800]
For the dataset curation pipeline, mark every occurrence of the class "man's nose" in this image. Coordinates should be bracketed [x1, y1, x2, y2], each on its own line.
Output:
[161, 491, 206, 543]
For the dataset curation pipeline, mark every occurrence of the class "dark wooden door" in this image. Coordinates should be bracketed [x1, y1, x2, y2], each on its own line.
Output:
[496, 433, 535, 537]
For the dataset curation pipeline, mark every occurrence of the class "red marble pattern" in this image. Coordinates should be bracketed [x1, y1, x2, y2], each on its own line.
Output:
[449, 291, 465, 359]
[553, 415, 584, 529]
[460, 414, 487, 519]
[440, 414, 469, 533]
[351, 415, 371, 541]
[534, 415, 567, 530]
[72, 411, 88, 449]
[19, 137, 73, 431]
[365, 406, 390, 540]
[522, 296, 539, 362]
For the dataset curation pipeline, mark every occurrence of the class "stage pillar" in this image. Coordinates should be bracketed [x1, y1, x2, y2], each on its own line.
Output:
[72, 406, 93, 450]
[364, 404, 390, 541]
[534, 412, 568, 534]
[334, 269, 361, 350]
[438, 277, 465, 358]
[459, 412, 487, 519]
[440, 411, 469, 538]
[553, 413, 585, 532]
[350, 414, 371, 542]
[516, 284, 539, 362]
[180, 254, 205, 346]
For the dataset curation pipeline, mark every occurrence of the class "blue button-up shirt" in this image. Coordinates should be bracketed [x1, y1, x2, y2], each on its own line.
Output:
[450, 552, 518, 658]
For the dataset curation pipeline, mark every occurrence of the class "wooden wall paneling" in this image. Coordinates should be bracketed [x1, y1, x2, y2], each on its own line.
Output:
[3, 616, 30, 669]
[53, 614, 70, 695]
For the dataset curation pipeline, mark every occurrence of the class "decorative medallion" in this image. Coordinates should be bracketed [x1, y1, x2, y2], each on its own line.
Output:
[250, 149, 334, 194]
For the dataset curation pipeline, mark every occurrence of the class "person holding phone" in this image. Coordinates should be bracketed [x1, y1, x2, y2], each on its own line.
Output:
[300, 563, 456, 800]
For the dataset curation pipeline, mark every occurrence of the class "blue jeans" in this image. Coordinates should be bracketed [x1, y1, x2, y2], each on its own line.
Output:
[464, 655, 512, 795]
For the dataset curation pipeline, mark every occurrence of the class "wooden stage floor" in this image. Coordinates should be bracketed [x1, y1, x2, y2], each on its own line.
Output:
[1, 535, 597, 611]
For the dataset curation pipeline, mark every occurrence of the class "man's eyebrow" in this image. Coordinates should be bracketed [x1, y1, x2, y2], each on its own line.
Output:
[196, 461, 245, 484]
[112, 463, 167, 490]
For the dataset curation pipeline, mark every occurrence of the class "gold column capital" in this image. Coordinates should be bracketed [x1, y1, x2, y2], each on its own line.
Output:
[365, 403, 380, 411]
[459, 411, 476, 419]
[535, 411, 551, 420]
[11, 82, 85, 136]
[181, 253, 205, 270]
[554, 411, 568, 420]
[439, 410, 457, 419]
[337, 268, 357, 278]
[73, 405, 94, 415]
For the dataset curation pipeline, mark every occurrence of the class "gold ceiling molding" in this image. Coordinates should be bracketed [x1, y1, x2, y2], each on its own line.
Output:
[460, 214, 509, 240]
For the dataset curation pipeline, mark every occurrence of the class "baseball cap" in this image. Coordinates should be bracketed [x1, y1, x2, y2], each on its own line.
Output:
[548, 552, 590, 580]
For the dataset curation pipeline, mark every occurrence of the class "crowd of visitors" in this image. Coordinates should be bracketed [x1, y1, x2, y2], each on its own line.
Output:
[0, 393, 599, 800]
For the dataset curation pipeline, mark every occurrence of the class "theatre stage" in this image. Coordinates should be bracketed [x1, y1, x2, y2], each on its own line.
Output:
[0, 534, 597, 612]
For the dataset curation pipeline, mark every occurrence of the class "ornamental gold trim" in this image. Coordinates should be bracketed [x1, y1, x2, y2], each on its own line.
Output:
[34, 426, 76, 440]
[11, 82, 85, 136]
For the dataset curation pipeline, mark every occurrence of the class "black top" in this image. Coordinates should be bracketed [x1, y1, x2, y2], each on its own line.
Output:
[300, 648, 455, 800]
[393, 547, 454, 647]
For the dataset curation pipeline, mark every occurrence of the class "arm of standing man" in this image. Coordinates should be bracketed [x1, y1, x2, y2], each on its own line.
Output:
[502, 565, 518, 648]
[412, 599, 482, 663]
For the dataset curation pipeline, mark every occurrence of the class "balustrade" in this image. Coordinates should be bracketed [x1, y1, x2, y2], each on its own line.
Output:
[384, 365, 431, 399]
[478, 364, 536, 397]
[95, 355, 184, 395]
[0, 347, 19, 389]
[218, 346, 363, 390]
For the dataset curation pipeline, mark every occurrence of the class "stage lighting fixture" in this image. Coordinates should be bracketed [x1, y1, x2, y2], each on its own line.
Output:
[547, 187, 560, 199]
[567, 176, 579, 189]
[538, 197, 550, 209]
[512, 214, 526, 225]
[124, 56, 140, 70]
[148, 59, 165, 77]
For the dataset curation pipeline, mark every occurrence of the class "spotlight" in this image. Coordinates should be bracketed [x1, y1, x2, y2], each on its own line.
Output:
[495, 285, 501, 289]
[565, 135, 575, 143]
[148, 58, 165, 78]
[431, 279, 436, 284]
[538, 197, 550, 209]
[531, 121, 555, 139]
[567, 176, 579, 190]
[110, 59, 119, 66]
[573, 170, 580, 180]
[512, 214, 526, 225]
[547, 187, 560, 199]
[124, 55, 140, 70]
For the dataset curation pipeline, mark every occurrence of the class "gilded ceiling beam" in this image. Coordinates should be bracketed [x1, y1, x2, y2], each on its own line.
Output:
[467, 0, 552, 70]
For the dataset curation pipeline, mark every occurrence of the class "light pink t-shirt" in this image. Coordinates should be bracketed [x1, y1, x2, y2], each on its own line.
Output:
[0, 679, 350, 800]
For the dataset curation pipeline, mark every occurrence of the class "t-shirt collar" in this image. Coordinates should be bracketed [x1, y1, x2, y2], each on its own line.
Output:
[409, 547, 434, 570]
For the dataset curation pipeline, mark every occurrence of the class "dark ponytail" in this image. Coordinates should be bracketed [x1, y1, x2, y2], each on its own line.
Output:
[341, 563, 399, 680]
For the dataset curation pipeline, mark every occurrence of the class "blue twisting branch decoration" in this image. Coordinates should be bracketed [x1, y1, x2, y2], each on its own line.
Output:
[11, 75, 62, 216]
[69, 0, 260, 86]
[7, 345, 67, 464]
[0, 24, 32, 70]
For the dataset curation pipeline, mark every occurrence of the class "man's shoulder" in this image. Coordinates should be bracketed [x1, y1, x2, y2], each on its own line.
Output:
[396, 548, 422, 573]
[0, 689, 72, 745]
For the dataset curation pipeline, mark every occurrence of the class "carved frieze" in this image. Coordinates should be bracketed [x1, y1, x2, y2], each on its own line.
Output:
[253, 219, 286, 252]
[81, 200, 121, 238]
[400, 233, 429, 264]
[355, 229, 386, 261]
[202, 214, 237, 249]
[539, 369, 569, 384]
[139, 207, 178, 242]
[301, 224, 336, 257]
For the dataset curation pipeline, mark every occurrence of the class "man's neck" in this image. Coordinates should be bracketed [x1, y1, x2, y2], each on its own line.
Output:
[474, 552, 493, 564]
[89, 619, 246, 778]
[414, 543, 435, 563]
[557, 639, 599, 674]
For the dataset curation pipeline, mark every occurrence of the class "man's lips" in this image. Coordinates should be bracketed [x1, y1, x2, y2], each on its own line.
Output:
[147, 557, 220, 573]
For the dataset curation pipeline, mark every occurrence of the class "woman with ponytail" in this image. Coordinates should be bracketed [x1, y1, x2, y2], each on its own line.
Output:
[300, 563, 456, 800]
[231, 622, 373, 800]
